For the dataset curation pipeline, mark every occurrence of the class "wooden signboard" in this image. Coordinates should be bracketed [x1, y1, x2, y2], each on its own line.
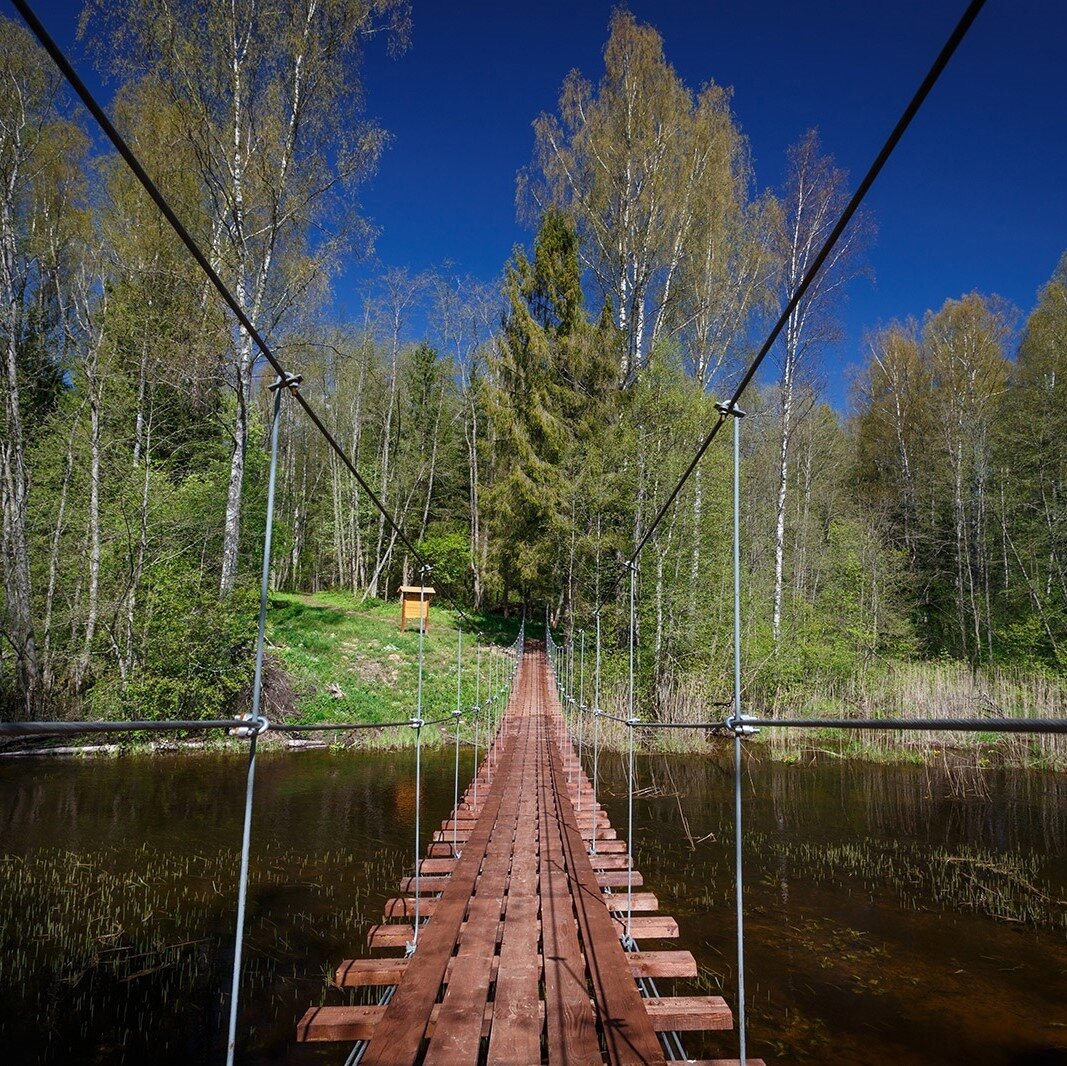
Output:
[398, 585, 436, 632]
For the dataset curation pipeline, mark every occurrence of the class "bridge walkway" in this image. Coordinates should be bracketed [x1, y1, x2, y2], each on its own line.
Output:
[297, 645, 760, 1065]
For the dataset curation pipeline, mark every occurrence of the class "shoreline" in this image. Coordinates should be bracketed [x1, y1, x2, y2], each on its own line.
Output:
[3, 729, 1062, 773]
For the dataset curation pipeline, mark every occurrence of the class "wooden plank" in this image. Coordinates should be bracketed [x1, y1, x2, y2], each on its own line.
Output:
[367, 923, 414, 949]
[626, 950, 698, 979]
[581, 827, 618, 840]
[589, 854, 634, 870]
[603, 892, 659, 912]
[383, 897, 433, 919]
[418, 857, 457, 875]
[545, 681, 667, 1066]
[423, 700, 529, 1066]
[431, 829, 470, 843]
[297, 1005, 383, 1042]
[611, 914, 680, 939]
[487, 715, 543, 1065]
[397, 875, 450, 893]
[538, 673, 602, 1066]
[597, 870, 644, 888]
[440, 817, 478, 830]
[677, 1061, 767, 1065]
[587, 839, 628, 854]
[643, 996, 733, 1031]
[359, 681, 525, 1066]
[335, 958, 408, 987]
[300, 1001, 556, 1045]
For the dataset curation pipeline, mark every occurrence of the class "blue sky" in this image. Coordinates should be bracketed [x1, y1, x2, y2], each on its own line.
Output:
[21, 1, 1067, 408]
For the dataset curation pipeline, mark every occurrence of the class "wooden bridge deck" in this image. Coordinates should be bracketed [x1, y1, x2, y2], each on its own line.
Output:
[297, 645, 761, 1065]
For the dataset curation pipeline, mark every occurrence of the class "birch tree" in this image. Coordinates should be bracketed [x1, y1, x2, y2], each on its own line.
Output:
[87, 0, 410, 595]
[996, 254, 1067, 662]
[524, 10, 753, 385]
[771, 130, 869, 650]
[0, 23, 86, 712]
[924, 294, 1010, 659]
[431, 272, 499, 608]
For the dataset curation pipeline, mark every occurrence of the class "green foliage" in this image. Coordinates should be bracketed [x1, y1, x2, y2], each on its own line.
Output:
[4, 0, 1064, 749]
[854, 276, 1067, 670]
[91, 571, 256, 720]
[416, 532, 473, 600]
[486, 208, 619, 604]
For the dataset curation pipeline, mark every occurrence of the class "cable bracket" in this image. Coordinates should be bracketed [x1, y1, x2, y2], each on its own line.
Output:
[269, 372, 303, 393]
[229, 713, 269, 738]
[725, 712, 760, 737]
[714, 400, 747, 419]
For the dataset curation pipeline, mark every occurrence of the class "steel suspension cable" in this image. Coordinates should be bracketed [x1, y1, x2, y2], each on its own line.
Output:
[625, 0, 987, 572]
[10, 0, 488, 640]
[626, 563, 638, 943]
[630, 716, 1067, 734]
[576, 630, 585, 813]
[590, 612, 602, 855]
[452, 629, 463, 857]
[472, 645, 481, 810]
[724, 406, 749, 1065]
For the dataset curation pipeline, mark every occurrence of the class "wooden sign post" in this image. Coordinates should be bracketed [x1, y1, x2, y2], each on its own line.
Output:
[399, 585, 436, 632]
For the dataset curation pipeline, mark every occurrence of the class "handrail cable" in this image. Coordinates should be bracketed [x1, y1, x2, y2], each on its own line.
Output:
[642, 716, 1067, 734]
[411, 573, 429, 950]
[0, 715, 468, 740]
[590, 611, 601, 856]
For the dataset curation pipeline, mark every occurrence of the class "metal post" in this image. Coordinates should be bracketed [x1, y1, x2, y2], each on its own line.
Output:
[591, 611, 601, 855]
[488, 647, 493, 772]
[472, 644, 481, 810]
[411, 571, 429, 949]
[626, 561, 638, 942]
[227, 374, 291, 1066]
[717, 400, 748, 1065]
[453, 627, 462, 858]
[577, 630, 585, 812]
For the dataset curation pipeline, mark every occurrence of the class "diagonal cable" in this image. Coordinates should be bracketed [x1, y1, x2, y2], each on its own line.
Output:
[10, 0, 484, 635]
[627, 0, 986, 569]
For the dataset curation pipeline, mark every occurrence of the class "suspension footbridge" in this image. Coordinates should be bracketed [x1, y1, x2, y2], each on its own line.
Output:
[297, 644, 758, 1066]
[8, 3, 1057, 1064]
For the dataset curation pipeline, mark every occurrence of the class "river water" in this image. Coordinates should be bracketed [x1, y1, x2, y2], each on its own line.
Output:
[1, 747, 1065, 1064]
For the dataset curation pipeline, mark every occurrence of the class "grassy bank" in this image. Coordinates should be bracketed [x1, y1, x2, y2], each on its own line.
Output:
[265, 594, 1065, 769]
[265, 591, 521, 746]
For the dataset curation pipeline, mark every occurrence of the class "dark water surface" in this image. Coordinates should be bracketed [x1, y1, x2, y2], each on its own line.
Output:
[1, 748, 1065, 1064]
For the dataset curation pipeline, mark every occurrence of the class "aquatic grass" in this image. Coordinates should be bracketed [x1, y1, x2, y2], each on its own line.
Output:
[586, 659, 1067, 769]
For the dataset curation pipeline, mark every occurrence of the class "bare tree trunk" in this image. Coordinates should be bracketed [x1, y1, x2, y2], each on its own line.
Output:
[688, 465, 702, 626]
[772, 355, 794, 650]
[123, 414, 153, 680]
[42, 409, 81, 690]
[0, 211, 38, 711]
[76, 354, 103, 687]
[465, 394, 483, 608]
[419, 383, 444, 541]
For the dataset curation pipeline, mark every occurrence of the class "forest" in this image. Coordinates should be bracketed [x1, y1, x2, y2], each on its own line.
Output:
[2, 4, 1065, 739]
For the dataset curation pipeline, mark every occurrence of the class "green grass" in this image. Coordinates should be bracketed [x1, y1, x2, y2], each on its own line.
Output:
[267, 591, 521, 742]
